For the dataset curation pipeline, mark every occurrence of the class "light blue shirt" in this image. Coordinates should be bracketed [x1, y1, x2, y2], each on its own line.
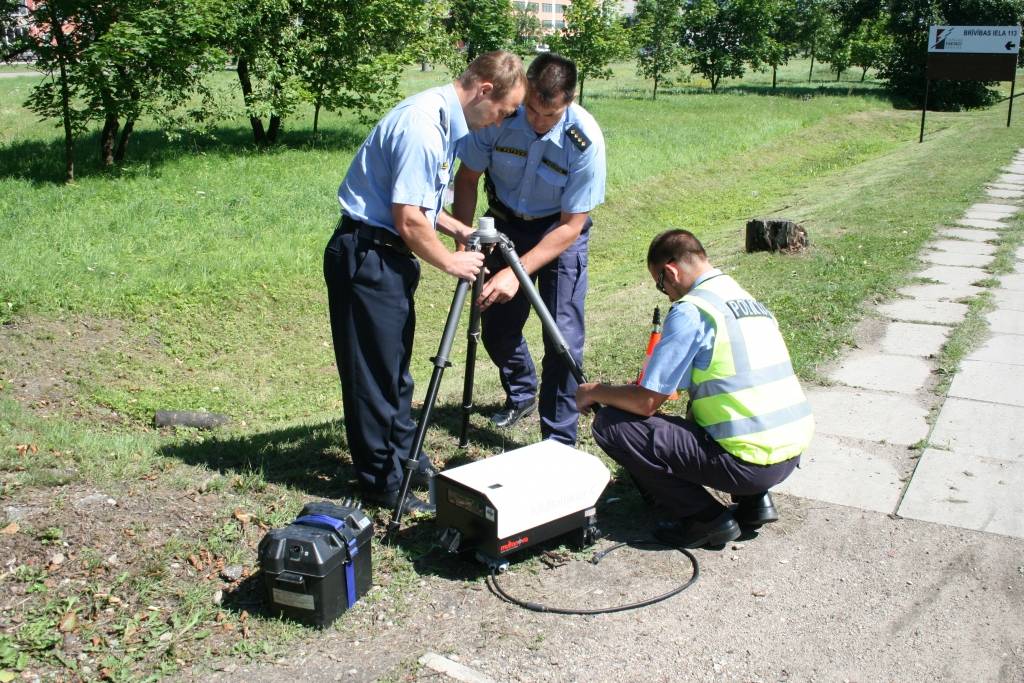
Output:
[640, 269, 723, 396]
[338, 84, 469, 234]
[458, 102, 605, 220]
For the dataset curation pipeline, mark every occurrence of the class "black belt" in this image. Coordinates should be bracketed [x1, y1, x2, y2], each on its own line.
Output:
[338, 215, 412, 257]
[487, 196, 560, 227]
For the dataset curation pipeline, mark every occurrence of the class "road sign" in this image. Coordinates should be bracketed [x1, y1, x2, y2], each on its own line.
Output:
[928, 26, 1020, 54]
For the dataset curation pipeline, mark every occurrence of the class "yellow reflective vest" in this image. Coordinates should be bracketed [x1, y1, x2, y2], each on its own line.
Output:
[680, 273, 814, 466]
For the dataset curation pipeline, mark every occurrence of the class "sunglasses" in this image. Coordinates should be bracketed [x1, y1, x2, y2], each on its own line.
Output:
[656, 268, 668, 294]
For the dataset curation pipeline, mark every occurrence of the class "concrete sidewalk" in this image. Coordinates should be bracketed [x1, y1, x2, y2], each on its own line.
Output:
[778, 148, 1024, 541]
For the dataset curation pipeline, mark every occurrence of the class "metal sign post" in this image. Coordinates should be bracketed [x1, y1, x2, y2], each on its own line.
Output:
[920, 25, 1021, 142]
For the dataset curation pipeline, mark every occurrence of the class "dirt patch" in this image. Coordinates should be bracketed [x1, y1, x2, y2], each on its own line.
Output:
[0, 314, 140, 424]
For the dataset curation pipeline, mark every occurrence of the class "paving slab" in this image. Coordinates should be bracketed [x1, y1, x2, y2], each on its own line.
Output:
[938, 227, 999, 242]
[965, 334, 1024, 365]
[917, 265, 990, 286]
[968, 202, 1020, 215]
[921, 251, 993, 268]
[774, 433, 904, 513]
[877, 299, 968, 325]
[897, 449, 1024, 539]
[929, 239, 996, 256]
[989, 181, 1024, 191]
[998, 172, 1024, 184]
[878, 320, 950, 357]
[1017, 245, 1024, 261]
[956, 218, 1008, 230]
[930, 397, 1024, 461]
[999, 273, 1024, 291]
[986, 188, 1024, 199]
[948, 359, 1024, 407]
[828, 351, 933, 394]
[964, 210, 1015, 223]
[984, 309, 1024, 335]
[1005, 164, 1024, 174]
[991, 287, 1024, 311]
[805, 386, 930, 446]
[896, 283, 982, 302]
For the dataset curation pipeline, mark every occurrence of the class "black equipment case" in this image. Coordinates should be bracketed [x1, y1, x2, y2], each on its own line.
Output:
[258, 501, 373, 627]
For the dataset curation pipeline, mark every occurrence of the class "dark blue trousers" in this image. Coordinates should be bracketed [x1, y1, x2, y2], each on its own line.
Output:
[592, 406, 799, 518]
[481, 217, 590, 445]
[324, 225, 420, 493]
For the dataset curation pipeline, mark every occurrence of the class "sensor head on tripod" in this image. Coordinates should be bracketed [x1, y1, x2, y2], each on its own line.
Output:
[474, 216, 502, 245]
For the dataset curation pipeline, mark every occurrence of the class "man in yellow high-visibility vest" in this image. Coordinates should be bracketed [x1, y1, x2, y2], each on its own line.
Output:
[576, 229, 814, 548]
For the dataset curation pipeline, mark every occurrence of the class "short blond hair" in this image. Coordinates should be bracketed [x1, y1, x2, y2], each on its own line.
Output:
[459, 50, 526, 101]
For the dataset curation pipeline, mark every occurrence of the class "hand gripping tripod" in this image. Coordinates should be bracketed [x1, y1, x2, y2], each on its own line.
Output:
[387, 217, 588, 537]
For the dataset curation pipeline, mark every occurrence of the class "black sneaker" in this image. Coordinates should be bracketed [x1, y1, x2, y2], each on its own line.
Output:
[654, 510, 741, 549]
[361, 489, 435, 515]
[732, 492, 779, 529]
[490, 402, 536, 428]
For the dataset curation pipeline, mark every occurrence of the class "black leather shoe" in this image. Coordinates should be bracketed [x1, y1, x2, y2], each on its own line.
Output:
[361, 489, 435, 515]
[732, 492, 779, 528]
[405, 457, 438, 490]
[653, 510, 741, 549]
[490, 402, 536, 428]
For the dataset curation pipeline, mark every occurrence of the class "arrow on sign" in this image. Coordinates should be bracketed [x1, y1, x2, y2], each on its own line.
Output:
[1006, 41, 1017, 50]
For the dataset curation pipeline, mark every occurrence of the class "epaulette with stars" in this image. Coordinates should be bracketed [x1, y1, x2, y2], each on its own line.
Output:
[566, 124, 590, 152]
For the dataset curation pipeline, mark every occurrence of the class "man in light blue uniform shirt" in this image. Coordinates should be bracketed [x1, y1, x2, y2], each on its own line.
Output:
[325, 51, 526, 514]
[453, 53, 606, 445]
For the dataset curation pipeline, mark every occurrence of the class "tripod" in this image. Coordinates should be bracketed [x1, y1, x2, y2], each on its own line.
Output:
[387, 217, 588, 536]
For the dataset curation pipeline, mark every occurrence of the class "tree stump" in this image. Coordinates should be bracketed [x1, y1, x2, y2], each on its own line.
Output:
[745, 219, 809, 253]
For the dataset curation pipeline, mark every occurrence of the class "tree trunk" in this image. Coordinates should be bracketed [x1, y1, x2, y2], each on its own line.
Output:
[653, 74, 658, 101]
[267, 114, 281, 144]
[772, 65, 777, 88]
[236, 57, 266, 145]
[578, 76, 586, 106]
[52, 23, 74, 182]
[313, 101, 321, 137]
[861, 66, 867, 82]
[808, 47, 815, 82]
[711, 74, 719, 91]
[100, 113, 119, 167]
[113, 117, 134, 162]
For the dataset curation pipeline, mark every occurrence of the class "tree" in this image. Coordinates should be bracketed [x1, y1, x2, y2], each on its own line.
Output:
[632, 0, 686, 99]
[848, 12, 890, 80]
[818, 13, 852, 79]
[749, 0, 801, 88]
[793, 0, 831, 82]
[550, 0, 630, 104]
[450, 0, 516, 63]
[512, 5, 543, 56]
[226, 0, 304, 146]
[16, 0, 225, 172]
[297, 0, 431, 137]
[680, 0, 770, 91]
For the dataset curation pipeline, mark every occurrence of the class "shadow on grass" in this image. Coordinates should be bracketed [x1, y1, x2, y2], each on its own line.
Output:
[156, 419, 357, 500]
[155, 401, 527, 502]
[0, 123, 367, 186]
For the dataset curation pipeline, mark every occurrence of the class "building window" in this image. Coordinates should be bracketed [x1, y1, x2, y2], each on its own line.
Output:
[542, 3, 553, 12]
[555, 19, 565, 28]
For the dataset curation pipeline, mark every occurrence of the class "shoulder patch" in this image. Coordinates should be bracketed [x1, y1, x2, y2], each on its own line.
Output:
[566, 124, 591, 152]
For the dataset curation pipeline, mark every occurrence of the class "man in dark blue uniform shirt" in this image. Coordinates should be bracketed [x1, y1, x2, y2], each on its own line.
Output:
[453, 53, 606, 446]
[325, 52, 526, 513]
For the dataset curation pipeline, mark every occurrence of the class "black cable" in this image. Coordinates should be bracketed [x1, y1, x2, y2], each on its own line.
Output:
[486, 540, 699, 615]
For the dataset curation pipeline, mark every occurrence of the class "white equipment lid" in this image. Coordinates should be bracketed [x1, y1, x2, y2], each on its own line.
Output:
[441, 440, 610, 538]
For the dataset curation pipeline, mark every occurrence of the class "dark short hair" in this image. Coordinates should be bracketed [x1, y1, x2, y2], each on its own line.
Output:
[460, 50, 527, 101]
[647, 229, 708, 267]
[527, 53, 577, 105]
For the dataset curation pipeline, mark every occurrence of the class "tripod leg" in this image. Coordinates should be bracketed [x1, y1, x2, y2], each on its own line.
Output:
[496, 238, 587, 385]
[459, 272, 485, 447]
[387, 276, 473, 538]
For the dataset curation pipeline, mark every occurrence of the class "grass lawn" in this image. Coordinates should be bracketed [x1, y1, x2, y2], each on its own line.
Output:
[1, 57, 1022, 679]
